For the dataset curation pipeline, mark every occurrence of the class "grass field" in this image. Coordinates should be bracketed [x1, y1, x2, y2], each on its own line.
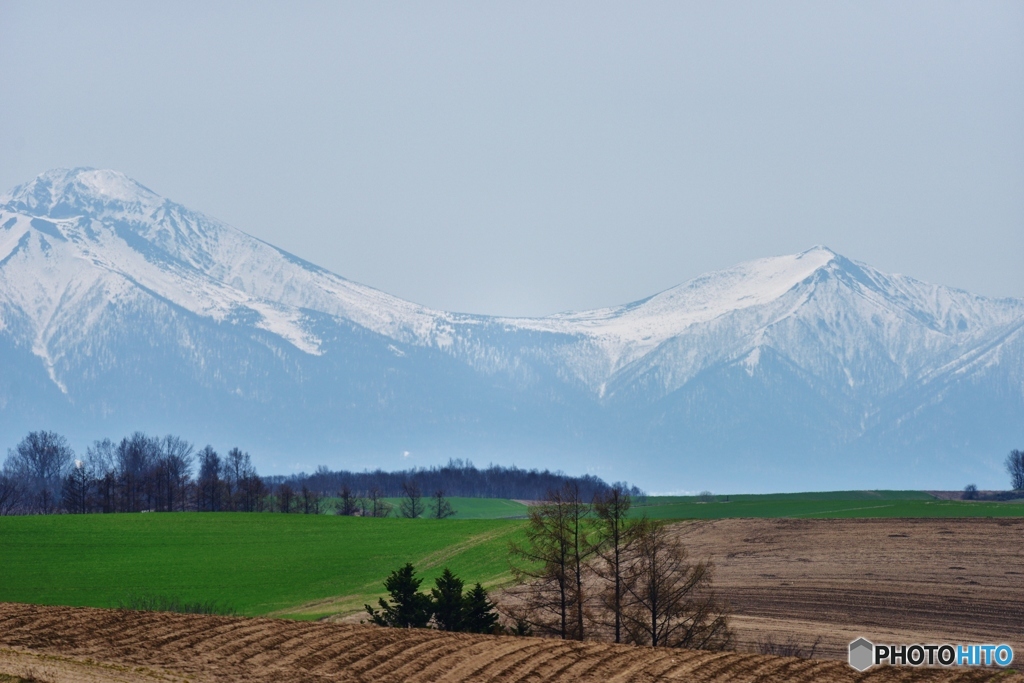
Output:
[0, 513, 524, 620]
[635, 490, 1024, 519]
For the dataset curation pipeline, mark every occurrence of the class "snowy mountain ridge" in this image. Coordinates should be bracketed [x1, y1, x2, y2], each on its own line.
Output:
[1, 168, 1021, 490]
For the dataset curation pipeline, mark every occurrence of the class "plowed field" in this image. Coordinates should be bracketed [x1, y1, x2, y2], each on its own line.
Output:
[672, 517, 1024, 660]
[0, 603, 1019, 683]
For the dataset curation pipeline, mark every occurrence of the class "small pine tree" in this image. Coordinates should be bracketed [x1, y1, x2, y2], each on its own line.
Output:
[431, 568, 465, 631]
[365, 563, 433, 628]
[462, 583, 500, 634]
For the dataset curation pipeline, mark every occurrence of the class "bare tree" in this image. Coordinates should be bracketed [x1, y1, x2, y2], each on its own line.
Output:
[300, 485, 322, 514]
[591, 484, 639, 643]
[366, 487, 392, 517]
[277, 482, 294, 513]
[1007, 449, 1024, 491]
[61, 459, 92, 514]
[508, 482, 593, 640]
[161, 436, 194, 512]
[399, 480, 425, 518]
[620, 520, 733, 650]
[0, 472, 25, 515]
[246, 474, 268, 512]
[221, 448, 261, 512]
[116, 432, 160, 512]
[196, 446, 222, 512]
[4, 431, 75, 513]
[86, 439, 117, 513]
[223, 447, 248, 511]
[430, 489, 456, 519]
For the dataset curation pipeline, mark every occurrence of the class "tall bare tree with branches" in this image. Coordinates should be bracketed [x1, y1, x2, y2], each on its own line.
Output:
[399, 480, 425, 518]
[4, 431, 75, 514]
[1007, 449, 1024, 491]
[508, 481, 594, 640]
[620, 520, 733, 650]
[591, 484, 641, 643]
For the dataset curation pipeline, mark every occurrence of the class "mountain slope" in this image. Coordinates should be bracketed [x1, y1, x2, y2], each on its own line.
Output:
[1, 168, 1021, 491]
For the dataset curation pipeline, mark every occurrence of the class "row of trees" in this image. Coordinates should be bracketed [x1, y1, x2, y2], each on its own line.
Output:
[505, 483, 733, 649]
[277, 459, 638, 502]
[334, 481, 456, 519]
[1, 431, 637, 518]
[365, 564, 500, 634]
[0, 431, 267, 515]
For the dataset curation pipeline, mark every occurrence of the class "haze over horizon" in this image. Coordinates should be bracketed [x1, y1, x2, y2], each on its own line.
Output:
[2, 1, 1021, 317]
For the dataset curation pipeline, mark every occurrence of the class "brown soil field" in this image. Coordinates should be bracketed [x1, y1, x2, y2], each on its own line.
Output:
[0, 603, 1019, 683]
[670, 518, 1024, 660]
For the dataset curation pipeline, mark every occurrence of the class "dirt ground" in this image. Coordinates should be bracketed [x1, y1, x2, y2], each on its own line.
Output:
[671, 518, 1024, 660]
[0, 603, 1019, 683]
[1, 517, 1020, 682]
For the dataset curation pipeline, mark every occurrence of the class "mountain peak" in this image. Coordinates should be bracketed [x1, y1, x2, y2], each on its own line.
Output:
[798, 244, 838, 260]
[0, 167, 162, 218]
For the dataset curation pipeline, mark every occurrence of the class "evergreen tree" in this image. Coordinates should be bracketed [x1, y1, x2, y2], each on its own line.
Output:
[430, 568, 465, 631]
[365, 563, 433, 628]
[462, 583, 500, 634]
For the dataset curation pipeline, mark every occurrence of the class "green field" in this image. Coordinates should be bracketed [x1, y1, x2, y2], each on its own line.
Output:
[634, 490, 1024, 519]
[0, 513, 523, 620]
[2, 491, 1022, 621]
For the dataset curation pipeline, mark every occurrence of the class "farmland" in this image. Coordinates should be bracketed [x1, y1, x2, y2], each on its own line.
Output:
[1, 490, 1022, 622]
[0, 513, 523, 619]
[1, 490, 1022, 681]
[634, 491, 1024, 520]
[673, 517, 1024, 661]
[1, 602, 1019, 683]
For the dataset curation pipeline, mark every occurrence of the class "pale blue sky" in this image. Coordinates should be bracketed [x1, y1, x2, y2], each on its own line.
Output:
[2, 1, 1021, 316]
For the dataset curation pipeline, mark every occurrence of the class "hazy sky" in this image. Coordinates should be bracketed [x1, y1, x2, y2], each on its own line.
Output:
[2, 1, 1021, 316]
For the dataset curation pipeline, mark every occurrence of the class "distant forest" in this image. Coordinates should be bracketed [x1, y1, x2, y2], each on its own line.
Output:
[0, 430, 636, 516]
[273, 460, 631, 502]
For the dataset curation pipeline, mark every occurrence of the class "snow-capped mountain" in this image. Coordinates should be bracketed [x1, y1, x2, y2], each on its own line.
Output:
[1, 168, 1021, 491]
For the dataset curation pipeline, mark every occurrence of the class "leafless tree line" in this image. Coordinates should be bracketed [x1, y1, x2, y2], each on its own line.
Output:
[2, 431, 639, 518]
[332, 480, 457, 519]
[1, 430, 268, 515]
[504, 483, 733, 650]
[274, 458, 640, 503]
